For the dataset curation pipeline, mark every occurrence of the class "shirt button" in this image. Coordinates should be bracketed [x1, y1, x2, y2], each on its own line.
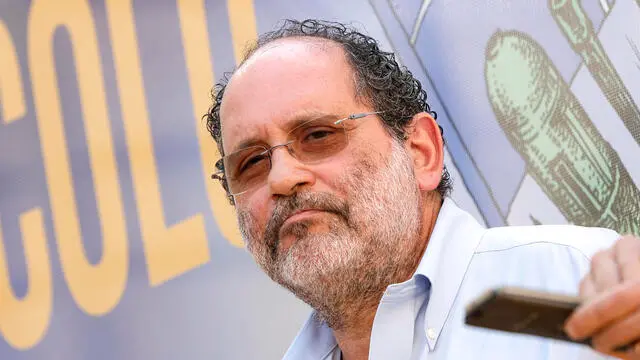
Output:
[427, 328, 436, 341]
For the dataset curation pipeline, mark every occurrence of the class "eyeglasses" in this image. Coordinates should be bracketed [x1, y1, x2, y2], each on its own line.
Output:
[212, 111, 383, 196]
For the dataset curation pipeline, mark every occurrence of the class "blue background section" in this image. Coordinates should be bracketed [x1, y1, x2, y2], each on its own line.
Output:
[0, 0, 636, 358]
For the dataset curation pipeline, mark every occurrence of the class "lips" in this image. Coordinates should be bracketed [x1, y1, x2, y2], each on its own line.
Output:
[262, 192, 350, 257]
[282, 209, 325, 228]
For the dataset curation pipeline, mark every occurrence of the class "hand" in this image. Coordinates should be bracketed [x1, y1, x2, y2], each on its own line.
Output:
[565, 235, 640, 359]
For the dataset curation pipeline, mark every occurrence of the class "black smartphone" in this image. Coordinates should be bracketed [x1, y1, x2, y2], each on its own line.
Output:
[465, 287, 632, 352]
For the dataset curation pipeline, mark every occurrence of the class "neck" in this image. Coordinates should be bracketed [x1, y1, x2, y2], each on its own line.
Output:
[331, 306, 377, 360]
[333, 194, 443, 360]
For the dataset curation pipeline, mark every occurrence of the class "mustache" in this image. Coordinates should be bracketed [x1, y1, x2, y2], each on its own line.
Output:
[263, 191, 350, 257]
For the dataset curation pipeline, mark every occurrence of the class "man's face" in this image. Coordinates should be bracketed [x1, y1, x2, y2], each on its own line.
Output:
[220, 38, 424, 325]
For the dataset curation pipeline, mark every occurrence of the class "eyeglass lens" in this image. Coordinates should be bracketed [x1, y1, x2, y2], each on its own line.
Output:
[223, 116, 350, 194]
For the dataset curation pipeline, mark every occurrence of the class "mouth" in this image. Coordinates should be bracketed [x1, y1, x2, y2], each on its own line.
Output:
[275, 209, 335, 253]
[263, 195, 349, 256]
[282, 209, 326, 228]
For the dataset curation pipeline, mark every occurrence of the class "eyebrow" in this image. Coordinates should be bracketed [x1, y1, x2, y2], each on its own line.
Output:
[285, 112, 340, 132]
[229, 112, 341, 153]
[231, 137, 265, 155]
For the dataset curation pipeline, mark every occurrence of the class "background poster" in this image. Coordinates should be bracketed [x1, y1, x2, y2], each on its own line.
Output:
[0, 0, 638, 358]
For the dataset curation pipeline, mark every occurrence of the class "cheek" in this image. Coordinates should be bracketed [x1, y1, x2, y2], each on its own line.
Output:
[237, 190, 270, 234]
[313, 155, 360, 191]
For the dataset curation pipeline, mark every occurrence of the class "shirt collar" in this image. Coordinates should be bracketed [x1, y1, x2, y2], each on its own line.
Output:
[412, 197, 486, 350]
[283, 314, 338, 360]
[283, 198, 487, 358]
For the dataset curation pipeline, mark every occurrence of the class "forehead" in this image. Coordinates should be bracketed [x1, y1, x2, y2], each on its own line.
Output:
[219, 38, 361, 152]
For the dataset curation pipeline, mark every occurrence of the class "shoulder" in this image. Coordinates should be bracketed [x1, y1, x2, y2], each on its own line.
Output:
[445, 225, 619, 358]
[476, 224, 620, 261]
[462, 225, 621, 295]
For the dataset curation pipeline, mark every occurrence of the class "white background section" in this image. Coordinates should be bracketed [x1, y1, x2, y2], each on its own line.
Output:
[573, 0, 640, 190]
[445, 148, 487, 227]
[507, 175, 568, 226]
[505, 0, 640, 227]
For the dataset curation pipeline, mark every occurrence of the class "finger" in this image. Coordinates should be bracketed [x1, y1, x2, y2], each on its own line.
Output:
[615, 236, 640, 282]
[601, 340, 640, 360]
[591, 307, 640, 354]
[634, 342, 640, 359]
[579, 273, 598, 300]
[565, 280, 640, 340]
[591, 249, 622, 293]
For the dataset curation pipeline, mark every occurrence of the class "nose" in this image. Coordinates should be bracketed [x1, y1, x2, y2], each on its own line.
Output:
[266, 147, 315, 197]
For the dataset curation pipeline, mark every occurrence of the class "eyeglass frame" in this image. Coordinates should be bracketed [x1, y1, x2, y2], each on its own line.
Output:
[211, 111, 444, 198]
[211, 111, 385, 197]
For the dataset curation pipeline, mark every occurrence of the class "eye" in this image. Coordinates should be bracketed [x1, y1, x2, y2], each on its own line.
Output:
[238, 153, 268, 173]
[302, 127, 337, 143]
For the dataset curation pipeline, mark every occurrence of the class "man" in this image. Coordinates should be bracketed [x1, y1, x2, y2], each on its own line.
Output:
[204, 19, 640, 359]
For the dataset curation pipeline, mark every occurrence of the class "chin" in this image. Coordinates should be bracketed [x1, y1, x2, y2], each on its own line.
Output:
[281, 236, 356, 277]
[277, 221, 333, 255]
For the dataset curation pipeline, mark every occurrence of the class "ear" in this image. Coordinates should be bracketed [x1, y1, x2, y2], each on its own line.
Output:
[404, 112, 444, 192]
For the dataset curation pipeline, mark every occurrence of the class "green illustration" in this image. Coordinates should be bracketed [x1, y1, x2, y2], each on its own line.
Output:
[550, 0, 640, 146]
[485, 30, 640, 235]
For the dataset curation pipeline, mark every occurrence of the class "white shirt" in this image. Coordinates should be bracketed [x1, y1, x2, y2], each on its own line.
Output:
[282, 198, 620, 359]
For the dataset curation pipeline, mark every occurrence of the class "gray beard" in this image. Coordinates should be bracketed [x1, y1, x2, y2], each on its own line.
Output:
[238, 141, 423, 330]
